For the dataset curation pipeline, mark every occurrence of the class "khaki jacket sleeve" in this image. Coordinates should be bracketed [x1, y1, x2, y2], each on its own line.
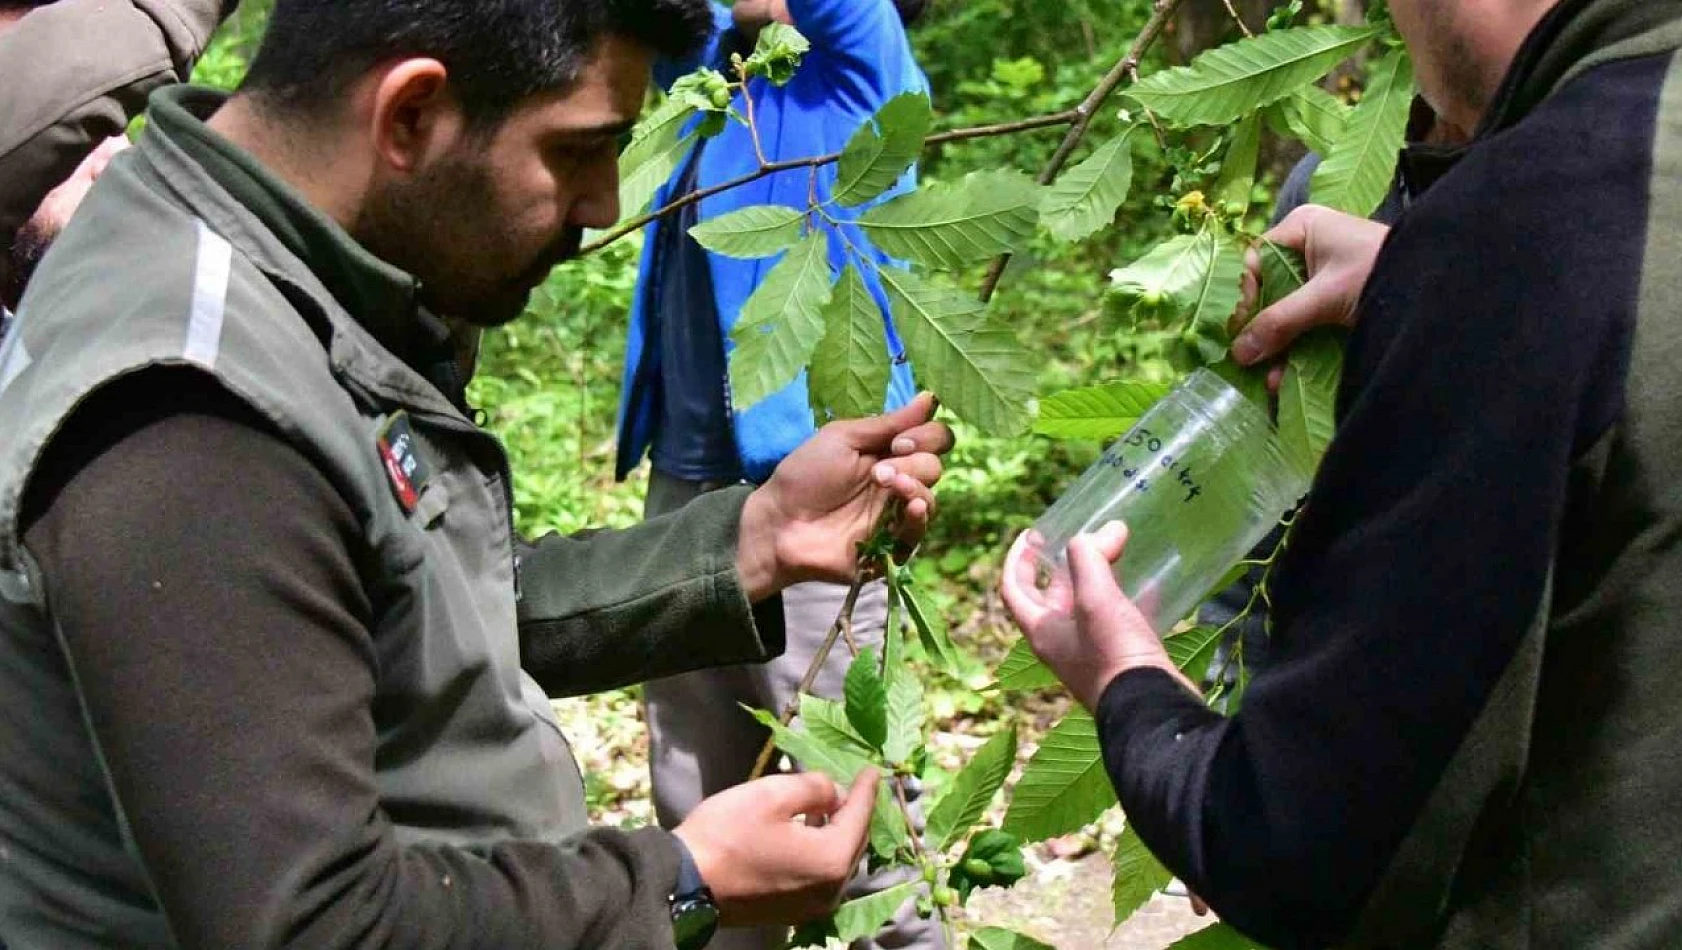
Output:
[515, 485, 787, 698]
[0, 0, 226, 247]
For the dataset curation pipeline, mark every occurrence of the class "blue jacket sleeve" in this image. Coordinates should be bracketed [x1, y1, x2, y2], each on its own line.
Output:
[786, 0, 917, 105]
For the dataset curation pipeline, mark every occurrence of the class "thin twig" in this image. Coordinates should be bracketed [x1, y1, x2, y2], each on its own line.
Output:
[893, 778, 953, 942]
[978, 0, 1190, 301]
[737, 69, 771, 168]
[582, 111, 1081, 255]
[1222, 0, 1257, 38]
[748, 570, 868, 781]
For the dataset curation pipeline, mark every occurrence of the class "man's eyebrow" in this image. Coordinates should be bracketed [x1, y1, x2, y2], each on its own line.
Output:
[557, 119, 639, 138]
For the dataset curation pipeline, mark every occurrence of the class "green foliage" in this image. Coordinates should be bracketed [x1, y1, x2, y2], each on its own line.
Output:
[1002, 711, 1116, 843]
[1111, 825, 1174, 923]
[831, 881, 920, 944]
[727, 232, 833, 409]
[1168, 924, 1266, 949]
[1310, 48, 1417, 216]
[1033, 379, 1175, 440]
[1265, 85, 1351, 158]
[950, 829, 1028, 900]
[1277, 327, 1346, 471]
[1211, 114, 1263, 218]
[845, 650, 891, 753]
[859, 170, 1044, 270]
[741, 21, 811, 85]
[881, 268, 1038, 437]
[925, 729, 1017, 850]
[1165, 625, 1225, 685]
[1255, 240, 1309, 312]
[1127, 25, 1379, 127]
[617, 98, 700, 220]
[992, 639, 1058, 691]
[1040, 130, 1137, 242]
[688, 204, 806, 259]
[970, 928, 1057, 950]
[809, 264, 893, 423]
[835, 93, 935, 207]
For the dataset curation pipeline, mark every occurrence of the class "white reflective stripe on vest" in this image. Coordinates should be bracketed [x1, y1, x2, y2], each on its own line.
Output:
[184, 220, 232, 368]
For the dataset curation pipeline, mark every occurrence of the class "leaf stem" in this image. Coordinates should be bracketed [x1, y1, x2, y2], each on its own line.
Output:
[736, 65, 772, 168]
[978, 0, 1191, 301]
[582, 111, 1082, 255]
[748, 568, 869, 781]
[1222, 0, 1257, 38]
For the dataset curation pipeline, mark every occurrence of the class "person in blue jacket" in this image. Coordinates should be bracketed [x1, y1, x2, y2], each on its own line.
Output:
[620, 1, 942, 948]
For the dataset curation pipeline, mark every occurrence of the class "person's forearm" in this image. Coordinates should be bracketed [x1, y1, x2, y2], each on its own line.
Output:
[0, 0, 227, 242]
[516, 485, 785, 698]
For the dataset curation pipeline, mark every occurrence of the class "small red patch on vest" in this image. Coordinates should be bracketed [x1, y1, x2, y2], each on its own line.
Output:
[376, 412, 428, 514]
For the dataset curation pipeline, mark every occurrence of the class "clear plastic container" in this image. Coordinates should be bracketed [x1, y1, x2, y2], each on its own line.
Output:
[1030, 368, 1312, 632]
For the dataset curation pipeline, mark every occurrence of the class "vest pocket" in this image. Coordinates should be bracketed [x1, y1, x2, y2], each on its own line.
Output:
[409, 480, 450, 529]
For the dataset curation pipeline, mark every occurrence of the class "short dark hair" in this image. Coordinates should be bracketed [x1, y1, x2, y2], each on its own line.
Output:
[894, 0, 929, 27]
[241, 0, 714, 124]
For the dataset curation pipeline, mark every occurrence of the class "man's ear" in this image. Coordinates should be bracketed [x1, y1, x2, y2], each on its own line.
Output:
[366, 59, 465, 176]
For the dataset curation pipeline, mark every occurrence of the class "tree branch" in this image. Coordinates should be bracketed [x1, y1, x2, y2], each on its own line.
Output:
[978, 0, 1191, 301]
[1222, 0, 1257, 38]
[581, 111, 1081, 256]
[748, 569, 868, 781]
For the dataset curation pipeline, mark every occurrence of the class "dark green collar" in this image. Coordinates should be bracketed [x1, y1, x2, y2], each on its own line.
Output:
[145, 86, 457, 378]
[1479, 0, 1682, 137]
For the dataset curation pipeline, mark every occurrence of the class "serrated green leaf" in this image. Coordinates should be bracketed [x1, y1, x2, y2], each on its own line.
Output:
[747, 706, 906, 861]
[835, 92, 933, 207]
[971, 927, 1056, 950]
[1112, 824, 1174, 925]
[1210, 358, 1270, 416]
[993, 638, 1058, 692]
[1034, 380, 1172, 441]
[728, 233, 833, 410]
[832, 881, 919, 943]
[844, 649, 889, 753]
[1041, 129, 1136, 242]
[743, 22, 810, 85]
[859, 170, 1042, 270]
[616, 100, 696, 220]
[879, 268, 1036, 437]
[809, 263, 891, 424]
[899, 581, 958, 675]
[689, 204, 806, 259]
[799, 694, 874, 759]
[1002, 710, 1116, 843]
[883, 661, 924, 767]
[1165, 624, 1224, 685]
[1185, 231, 1247, 336]
[1168, 923, 1264, 950]
[1278, 327, 1345, 471]
[1268, 85, 1351, 156]
[1211, 113, 1262, 217]
[1256, 240, 1308, 312]
[1127, 25, 1379, 127]
[1109, 235, 1208, 310]
[1310, 48, 1414, 216]
[788, 916, 839, 948]
[926, 729, 1017, 850]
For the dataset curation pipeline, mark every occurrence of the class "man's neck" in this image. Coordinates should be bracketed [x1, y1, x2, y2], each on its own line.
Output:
[204, 98, 364, 232]
[0, 8, 29, 31]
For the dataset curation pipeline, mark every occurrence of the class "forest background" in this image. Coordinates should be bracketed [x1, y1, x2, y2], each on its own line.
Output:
[188, 1, 1370, 944]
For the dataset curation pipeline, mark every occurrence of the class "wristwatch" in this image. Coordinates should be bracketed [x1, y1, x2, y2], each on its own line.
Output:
[669, 838, 720, 950]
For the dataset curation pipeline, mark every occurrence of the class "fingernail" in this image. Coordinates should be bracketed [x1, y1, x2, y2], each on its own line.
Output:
[1233, 334, 1262, 365]
[892, 437, 915, 455]
[874, 462, 895, 484]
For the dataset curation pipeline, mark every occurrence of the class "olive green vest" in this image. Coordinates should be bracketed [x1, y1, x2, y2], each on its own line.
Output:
[0, 88, 586, 948]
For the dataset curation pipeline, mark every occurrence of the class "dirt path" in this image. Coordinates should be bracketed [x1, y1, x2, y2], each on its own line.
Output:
[963, 854, 1207, 949]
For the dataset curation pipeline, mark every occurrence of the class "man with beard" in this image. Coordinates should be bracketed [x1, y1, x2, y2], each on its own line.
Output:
[0, 0, 955, 947]
[619, 2, 940, 947]
[0, 0, 235, 326]
[1004, 0, 1682, 946]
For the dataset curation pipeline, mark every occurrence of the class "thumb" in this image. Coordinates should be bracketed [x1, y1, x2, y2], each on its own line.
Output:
[1231, 273, 1346, 366]
[830, 392, 938, 451]
[1067, 528, 1128, 620]
[828, 768, 880, 852]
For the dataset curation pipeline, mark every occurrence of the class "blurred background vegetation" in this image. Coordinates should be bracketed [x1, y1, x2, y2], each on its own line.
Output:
[188, 0, 1350, 832]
